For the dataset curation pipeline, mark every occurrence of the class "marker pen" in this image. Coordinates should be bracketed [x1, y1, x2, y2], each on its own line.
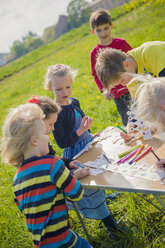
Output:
[84, 117, 89, 127]
[74, 162, 85, 168]
[115, 123, 127, 134]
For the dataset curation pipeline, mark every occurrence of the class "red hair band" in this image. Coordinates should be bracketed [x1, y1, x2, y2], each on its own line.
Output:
[28, 96, 39, 104]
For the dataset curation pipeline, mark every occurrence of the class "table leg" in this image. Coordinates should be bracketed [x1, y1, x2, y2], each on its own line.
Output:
[135, 193, 164, 213]
[72, 202, 92, 244]
[154, 195, 165, 211]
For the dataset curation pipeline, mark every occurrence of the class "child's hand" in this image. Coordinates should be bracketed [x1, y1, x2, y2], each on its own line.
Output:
[156, 159, 165, 171]
[150, 126, 157, 134]
[73, 167, 90, 179]
[103, 91, 113, 101]
[120, 123, 132, 140]
[93, 133, 100, 138]
[77, 116, 93, 136]
[69, 160, 82, 169]
[120, 131, 132, 140]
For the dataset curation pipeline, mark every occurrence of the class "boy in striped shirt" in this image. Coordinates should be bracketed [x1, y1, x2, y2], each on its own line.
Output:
[1, 103, 92, 248]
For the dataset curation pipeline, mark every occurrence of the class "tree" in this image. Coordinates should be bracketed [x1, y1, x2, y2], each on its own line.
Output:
[42, 25, 56, 43]
[10, 31, 44, 59]
[10, 40, 28, 58]
[22, 31, 43, 51]
[67, 0, 91, 29]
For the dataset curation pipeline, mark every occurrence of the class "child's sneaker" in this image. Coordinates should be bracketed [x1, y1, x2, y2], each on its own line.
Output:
[106, 192, 120, 201]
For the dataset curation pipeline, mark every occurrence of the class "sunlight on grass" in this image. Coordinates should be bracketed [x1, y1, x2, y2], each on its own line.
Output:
[0, 0, 165, 247]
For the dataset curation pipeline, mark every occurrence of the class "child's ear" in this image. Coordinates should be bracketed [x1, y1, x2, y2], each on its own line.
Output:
[159, 104, 165, 111]
[48, 86, 53, 92]
[31, 136, 38, 146]
[123, 60, 130, 70]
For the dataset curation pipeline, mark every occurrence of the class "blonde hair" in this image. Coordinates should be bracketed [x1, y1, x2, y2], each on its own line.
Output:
[1, 103, 44, 168]
[134, 75, 165, 132]
[44, 64, 78, 90]
[28, 95, 61, 119]
[95, 48, 126, 89]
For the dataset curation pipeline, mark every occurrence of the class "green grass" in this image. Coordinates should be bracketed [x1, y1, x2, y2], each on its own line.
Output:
[0, 0, 165, 247]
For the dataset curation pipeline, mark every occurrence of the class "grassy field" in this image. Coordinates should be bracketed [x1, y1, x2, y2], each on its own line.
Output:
[0, 0, 165, 247]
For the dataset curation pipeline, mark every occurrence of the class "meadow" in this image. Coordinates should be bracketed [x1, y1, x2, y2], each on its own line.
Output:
[0, 0, 165, 247]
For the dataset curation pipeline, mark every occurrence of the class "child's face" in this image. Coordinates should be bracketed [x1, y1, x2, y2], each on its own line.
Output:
[93, 23, 112, 46]
[107, 72, 133, 91]
[35, 120, 49, 156]
[51, 74, 72, 105]
[44, 113, 58, 135]
[159, 103, 165, 130]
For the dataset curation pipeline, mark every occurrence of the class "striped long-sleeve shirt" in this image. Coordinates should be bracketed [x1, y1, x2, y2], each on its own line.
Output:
[13, 155, 84, 248]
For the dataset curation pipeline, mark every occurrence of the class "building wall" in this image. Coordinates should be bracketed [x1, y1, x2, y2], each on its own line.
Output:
[55, 15, 68, 39]
[90, 0, 131, 12]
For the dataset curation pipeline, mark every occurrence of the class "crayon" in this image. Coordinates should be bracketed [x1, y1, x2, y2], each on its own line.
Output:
[151, 150, 165, 168]
[74, 162, 85, 168]
[131, 146, 152, 163]
[115, 123, 127, 134]
[118, 144, 141, 158]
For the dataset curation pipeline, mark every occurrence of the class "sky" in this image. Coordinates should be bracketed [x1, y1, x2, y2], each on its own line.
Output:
[0, 0, 92, 53]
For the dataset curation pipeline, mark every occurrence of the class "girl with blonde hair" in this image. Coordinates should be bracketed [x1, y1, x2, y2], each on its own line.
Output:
[44, 63, 121, 235]
[135, 76, 165, 170]
[1, 103, 93, 248]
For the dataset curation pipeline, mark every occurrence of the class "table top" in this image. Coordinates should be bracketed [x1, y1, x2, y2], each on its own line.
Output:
[78, 127, 165, 195]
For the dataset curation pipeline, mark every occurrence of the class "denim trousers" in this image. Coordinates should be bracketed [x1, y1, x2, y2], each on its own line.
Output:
[72, 233, 93, 248]
[114, 92, 131, 126]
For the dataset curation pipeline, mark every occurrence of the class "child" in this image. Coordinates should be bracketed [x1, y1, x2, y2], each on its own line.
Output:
[44, 64, 120, 235]
[95, 41, 165, 98]
[89, 8, 132, 126]
[28, 95, 90, 179]
[1, 103, 93, 248]
[134, 76, 165, 170]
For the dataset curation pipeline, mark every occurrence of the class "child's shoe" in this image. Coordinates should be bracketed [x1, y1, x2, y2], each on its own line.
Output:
[106, 192, 120, 201]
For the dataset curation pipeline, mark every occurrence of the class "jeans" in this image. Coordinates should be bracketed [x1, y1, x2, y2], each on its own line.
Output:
[114, 92, 131, 126]
[72, 233, 93, 248]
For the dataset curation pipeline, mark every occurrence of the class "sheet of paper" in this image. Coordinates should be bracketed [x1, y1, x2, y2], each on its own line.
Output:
[93, 126, 113, 143]
[73, 141, 93, 159]
[84, 155, 160, 181]
[108, 162, 160, 181]
[89, 168, 105, 176]
[84, 155, 110, 169]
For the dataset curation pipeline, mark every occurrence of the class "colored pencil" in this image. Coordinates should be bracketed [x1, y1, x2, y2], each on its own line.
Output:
[151, 150, 165, 168]
[151, 150, 160, 161]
